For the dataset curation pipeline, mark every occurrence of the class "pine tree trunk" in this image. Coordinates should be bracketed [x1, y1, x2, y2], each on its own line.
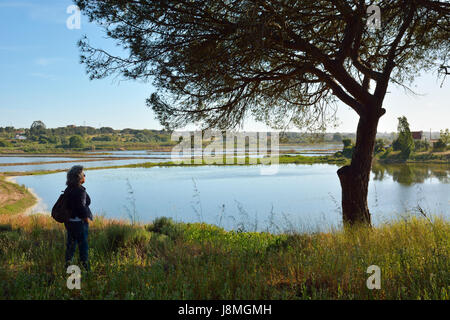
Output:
[337, 111, 383, 226]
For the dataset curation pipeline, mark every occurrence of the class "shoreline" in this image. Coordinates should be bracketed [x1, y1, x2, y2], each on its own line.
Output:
[3, 176, 43, 216]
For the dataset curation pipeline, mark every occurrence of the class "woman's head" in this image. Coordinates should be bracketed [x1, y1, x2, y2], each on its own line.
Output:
[66, 165, 85, 187]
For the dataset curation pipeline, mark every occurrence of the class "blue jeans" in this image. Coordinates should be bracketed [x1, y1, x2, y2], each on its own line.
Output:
[64, 221, 89, 266]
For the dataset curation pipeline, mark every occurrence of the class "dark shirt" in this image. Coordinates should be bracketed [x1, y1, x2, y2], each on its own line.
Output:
[65, 185, 93, 220]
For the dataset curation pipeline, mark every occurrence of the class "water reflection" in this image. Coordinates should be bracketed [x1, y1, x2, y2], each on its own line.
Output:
[372, 163, 450, 185]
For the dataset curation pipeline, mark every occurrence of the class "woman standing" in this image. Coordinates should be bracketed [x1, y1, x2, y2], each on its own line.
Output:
[64, 165, 93, 271]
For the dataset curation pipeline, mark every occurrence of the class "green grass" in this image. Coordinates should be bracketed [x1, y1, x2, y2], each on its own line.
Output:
[112, 154, 349, 167]
[0, 213, 448, 299]
[0, 137, 178, 154]
[377, 150, 450, 164]
[278, 154, 349, 165]
[0, 177, 37, 215]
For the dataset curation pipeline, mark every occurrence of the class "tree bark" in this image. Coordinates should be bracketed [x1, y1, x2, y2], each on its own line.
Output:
[337, 108, 385, 226]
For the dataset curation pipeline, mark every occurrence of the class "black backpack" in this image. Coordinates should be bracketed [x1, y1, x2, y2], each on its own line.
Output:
[51, 189, 72, 223]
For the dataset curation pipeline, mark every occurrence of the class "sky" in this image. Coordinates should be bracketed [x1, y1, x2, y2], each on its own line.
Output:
[0, 0, 449, 133]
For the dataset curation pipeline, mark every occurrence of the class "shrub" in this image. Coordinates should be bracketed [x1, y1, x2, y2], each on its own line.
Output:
[69, 135, 84, 148]
[414, 140, 430, 152]
[342, 138, 352, 148]
[146, 217, 186, 240]
[393, 137, 414, 158]
[380, 147, 393, 158]
[124, 227, 152, 248]
[392, 138, 401, 151]
[433, 139, 446, 152]
[92, 135, 112, 142]
[439, 129, 449, 145]
[38, 135, 50, 144]
[339, 139, 354, 158]
[342, 146, 353, 158]
[374, 138, 387, 154]
[0, 140, 11, 148]
[266, 234, 311, 252]
[101, 224, 152, 252]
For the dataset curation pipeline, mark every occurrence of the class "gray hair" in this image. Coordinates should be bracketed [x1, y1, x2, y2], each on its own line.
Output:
[66, 165, 84, 187]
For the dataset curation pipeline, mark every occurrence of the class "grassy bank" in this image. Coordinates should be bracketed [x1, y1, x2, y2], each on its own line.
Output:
[0, 212, 448, 299]
[117, 154, 349, 168]
[0, 143, 177, 154]
[376, 150, 450, 164]
[0, 176, 37, 215]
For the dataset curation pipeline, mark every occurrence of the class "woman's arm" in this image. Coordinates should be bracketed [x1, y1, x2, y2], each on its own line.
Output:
[72, 188, 91, 220]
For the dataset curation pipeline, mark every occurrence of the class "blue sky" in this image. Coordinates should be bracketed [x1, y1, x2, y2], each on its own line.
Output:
[0, 0, 448, 133]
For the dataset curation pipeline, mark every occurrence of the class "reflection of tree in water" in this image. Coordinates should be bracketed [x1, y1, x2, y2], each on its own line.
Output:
[372, 163, 450, 185]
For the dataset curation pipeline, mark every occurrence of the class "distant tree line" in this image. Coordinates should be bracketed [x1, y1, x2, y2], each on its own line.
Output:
[0, 121, 175, 150]
[1, 121, 448, 153]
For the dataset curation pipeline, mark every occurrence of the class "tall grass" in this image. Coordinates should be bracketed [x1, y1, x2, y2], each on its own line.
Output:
[0, 212, 448, 299]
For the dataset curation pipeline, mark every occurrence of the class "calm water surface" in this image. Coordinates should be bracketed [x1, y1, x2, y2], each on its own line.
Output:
[0, 157, 85, 164]
[14, 163, 449, 232]
[0, 158, 169, 172]
[0, 145, 333, 172]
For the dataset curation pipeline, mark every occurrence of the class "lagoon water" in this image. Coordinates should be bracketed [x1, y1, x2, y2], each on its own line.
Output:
[0, 144, 340, 173]
[0, 158, 170, 173]
[14, 163, 450, 232]
[0, 156, 86, 164]
[0, 155, 269, 173]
